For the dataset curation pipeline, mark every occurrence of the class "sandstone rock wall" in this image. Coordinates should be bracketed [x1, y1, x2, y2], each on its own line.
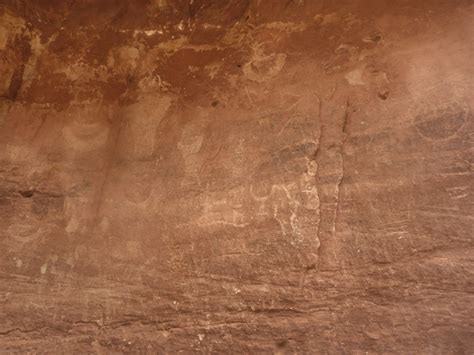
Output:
[0, 0, 473, 352]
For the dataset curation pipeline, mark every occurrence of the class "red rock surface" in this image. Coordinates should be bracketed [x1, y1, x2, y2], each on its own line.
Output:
[0, 0, 473, 352]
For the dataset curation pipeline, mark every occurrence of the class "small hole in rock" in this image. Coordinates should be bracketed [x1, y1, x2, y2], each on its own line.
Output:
[371, 33, 382, 43]
[19, 190, 34, 198]
[377, 91, 389, 100]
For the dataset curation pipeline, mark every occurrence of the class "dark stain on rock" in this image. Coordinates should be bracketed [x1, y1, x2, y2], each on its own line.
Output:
[19, 190, 34, 198]
[377, 90, 389, 100]
[364, 32, 382, 44]
[7, 65, 26, 100]
[415, 103, 468, 140]
[3, 33, 32, 101]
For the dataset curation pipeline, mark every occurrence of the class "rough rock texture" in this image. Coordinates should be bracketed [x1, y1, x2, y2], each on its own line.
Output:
[1, 0, 473, 352]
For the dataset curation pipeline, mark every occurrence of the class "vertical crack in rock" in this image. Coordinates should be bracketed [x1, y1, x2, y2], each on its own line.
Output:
[313, 93, 323, 271]
[312, 91, 348, 270]
[333, 98, 349, 237]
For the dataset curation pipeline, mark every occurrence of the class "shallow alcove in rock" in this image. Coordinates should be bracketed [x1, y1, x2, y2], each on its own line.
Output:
[0, 0, 473, 352]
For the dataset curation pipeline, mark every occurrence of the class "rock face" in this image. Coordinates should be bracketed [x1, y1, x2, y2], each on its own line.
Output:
[0, 0, 473, 352]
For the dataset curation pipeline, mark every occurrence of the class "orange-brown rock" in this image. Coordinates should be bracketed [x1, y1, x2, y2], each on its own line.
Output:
[0, 0, 473, 352]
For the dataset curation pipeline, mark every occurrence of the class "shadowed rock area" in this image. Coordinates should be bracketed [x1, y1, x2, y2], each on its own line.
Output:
[0, 0, 473, 352]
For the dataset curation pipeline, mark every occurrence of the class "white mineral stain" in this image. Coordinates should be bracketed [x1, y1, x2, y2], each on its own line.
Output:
[40, 263, 48, 275]
[345, 68, 365, 86]
[65, 216, 79, 233]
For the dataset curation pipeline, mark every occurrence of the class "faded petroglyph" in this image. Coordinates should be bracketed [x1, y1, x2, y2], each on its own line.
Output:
[177, 119, 206, 183]
[4, 191, 59, 243]
[107, 45, 141, 76]
[149, 0, 169, 10]
[151, 36, 219, 56]
[0, 11, 53, 96]
[243, 45, 286, 83]
[64, 196, 96, 234]
[3, 143, 33, 162]
[314, 12, 340, 26]
[199, 167, 320, 248]
[229, 138, 246, 176]
[62, 121, 110, 153]
[120, 96, 172, 160]
[22, 29, 56, 92]
[204, 63, 221, 79]
[178, 124, 204, 155]
[0, 12, 26, 50]
[272, 185, 305, 244]
[263, 22, 308, 33]
[7, 223, 44, 243]
[122, 174, 155, 205]
[199, 186, 248, 228]
[446, 186, 470, 200]
[314, 11, 361, 29]
[53, 60, 102, 84]
[39, 254, 60, 276]
[0, 98, 10, 126]
[414, 102, 469, 140]
[62, 106, 111, 153]
[94, 168, 157, 224]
